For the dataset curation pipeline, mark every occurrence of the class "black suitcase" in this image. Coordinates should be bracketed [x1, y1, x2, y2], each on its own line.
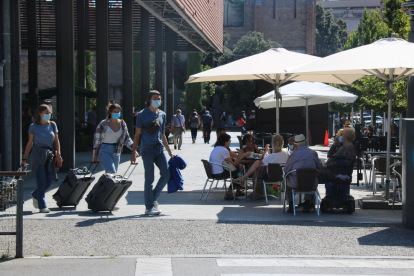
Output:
[85, 163, 137, 213]
[53, 163, 98, 208]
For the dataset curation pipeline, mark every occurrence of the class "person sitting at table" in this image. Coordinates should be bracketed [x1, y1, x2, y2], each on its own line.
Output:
[233, 134, 289, 199]
[318, 128, 356, 184]
[214, 127, 238, 159]
[288, 136, 295, 152]
[238, 133, 263, 168]
[209, 133, 251, 200]
[284, 134, 323, 213]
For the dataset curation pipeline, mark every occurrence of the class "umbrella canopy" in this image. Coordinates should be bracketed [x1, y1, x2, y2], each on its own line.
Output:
[254, 82, 357, 145]
[186, 48, 323, 133]
[254, 82, 357, 109]
[289, 37, 414, 199]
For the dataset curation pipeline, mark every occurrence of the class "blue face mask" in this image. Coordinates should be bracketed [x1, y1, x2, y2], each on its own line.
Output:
[288, 145, 294, 151]
[338, 136, 344, 143]
[178, 112, 181, 116]
[151, 100, 161, 108]
[42, 114, 51, 121]
[112, 113, 121, 120]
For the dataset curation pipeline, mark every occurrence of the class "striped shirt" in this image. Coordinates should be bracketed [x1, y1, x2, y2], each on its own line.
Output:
[93, 119, 134, 156]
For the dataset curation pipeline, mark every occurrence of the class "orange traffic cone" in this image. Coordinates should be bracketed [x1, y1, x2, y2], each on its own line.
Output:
[324, 130, 329, 146]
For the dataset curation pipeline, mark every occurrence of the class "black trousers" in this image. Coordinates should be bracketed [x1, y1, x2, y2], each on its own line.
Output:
[190, 128, 198, 140]
[204, 125, 211, 143]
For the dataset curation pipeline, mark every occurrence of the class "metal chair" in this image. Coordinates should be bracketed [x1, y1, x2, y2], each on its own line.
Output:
[254, 163, 284, 205]
[200, 160, 236, 201]
[391, 162, 402, 209]
[372, 157, 400, 195]
[283, 168, 320, 216]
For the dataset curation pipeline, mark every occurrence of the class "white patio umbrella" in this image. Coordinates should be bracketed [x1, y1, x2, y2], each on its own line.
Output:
[289, 37, 414, 199]
[186, 48, 324, 133]
[254, 82, 358, 145]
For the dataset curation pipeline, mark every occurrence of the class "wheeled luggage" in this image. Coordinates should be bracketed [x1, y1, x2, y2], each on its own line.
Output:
[53, 163, 98, 208]
[85, 163, 137, 213]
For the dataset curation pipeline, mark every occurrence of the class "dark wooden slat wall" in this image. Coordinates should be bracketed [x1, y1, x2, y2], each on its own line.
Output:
[20, 0, 201, 52]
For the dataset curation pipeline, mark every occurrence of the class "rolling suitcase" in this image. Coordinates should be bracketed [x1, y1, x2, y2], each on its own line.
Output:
[53, 163, 98, 208]
[85, 163, 137, 213]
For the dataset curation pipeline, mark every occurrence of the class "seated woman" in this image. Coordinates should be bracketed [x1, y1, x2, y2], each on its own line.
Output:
[233, 134, 289, 198]
[209, 133, 251, 200]
[237, 134, 264, 171]
[319, 128, 356, 184]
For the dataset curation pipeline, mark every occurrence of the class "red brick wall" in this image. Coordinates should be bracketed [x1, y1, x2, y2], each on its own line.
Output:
[173, 0, 223, 52]
[224, 0, 316, 54]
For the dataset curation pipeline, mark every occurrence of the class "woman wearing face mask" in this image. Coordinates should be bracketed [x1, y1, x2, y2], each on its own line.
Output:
[21, 104, 63, 213]
[93, 103, 137, 173]
[318, 128, 356, 183]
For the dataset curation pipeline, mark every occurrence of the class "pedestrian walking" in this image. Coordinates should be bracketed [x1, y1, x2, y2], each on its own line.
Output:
[227, 114, 233, 127]
[189, 110, 200, 143]
[131, 90, 174, 215]
[21, 104, 63, 213]
[87, 105, 97, 136]
[238, 111, 247, 135]
[202, 110, 214, 144]
[220, 112, 227, 128]
[93, 103, 138, 175]
[171, 109, 186, 150]
[199, 106, 207, 138]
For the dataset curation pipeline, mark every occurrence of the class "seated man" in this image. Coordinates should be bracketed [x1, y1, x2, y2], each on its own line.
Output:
[209, 133, 250, 200]
[284, 134, 323, 213]
[318, 128, 356, 184]
[214, 127, 238, 159]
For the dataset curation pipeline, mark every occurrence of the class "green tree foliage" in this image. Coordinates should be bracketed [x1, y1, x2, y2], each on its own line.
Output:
[184, 53, 203, 119]
[316, 3, 349, 57]
[216, 32, 280, 112]
[382, 0, 410, 39]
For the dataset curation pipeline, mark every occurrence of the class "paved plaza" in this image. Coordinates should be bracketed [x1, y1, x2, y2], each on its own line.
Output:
[1, 131, 413, 275]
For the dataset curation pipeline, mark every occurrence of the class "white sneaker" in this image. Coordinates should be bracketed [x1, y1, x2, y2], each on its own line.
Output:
[39, 208, 50, 213]
[145, 208, 161, 215]
[153, 201, 162, 213]
[32, 195, 38, 209]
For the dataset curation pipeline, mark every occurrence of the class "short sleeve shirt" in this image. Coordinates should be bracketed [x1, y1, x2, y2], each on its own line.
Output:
[209, 146, 230, 174]
[28, 122, 58, 149]
[136, 107, 165, 147]
[262, 150, 289, 165]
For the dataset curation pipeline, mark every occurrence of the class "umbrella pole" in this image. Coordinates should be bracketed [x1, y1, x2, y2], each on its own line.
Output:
[385, 97, 392, 200]
[306, 98, 309, 146]
[274, 84, 280, 134]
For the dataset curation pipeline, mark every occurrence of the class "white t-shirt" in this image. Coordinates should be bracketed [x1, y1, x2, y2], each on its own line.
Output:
[103, 126, 123, 143]
[262, 150, 289, 166]
[209, 146, 230, 174]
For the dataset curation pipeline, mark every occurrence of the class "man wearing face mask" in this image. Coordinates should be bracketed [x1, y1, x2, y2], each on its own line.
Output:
[284, 134, 323, 213]
[318, 128, 356, 184]
[131, 90, 174, 215]
[171, 109, 186, 150]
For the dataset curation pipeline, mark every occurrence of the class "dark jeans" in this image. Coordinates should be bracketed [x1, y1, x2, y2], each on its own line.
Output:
[33, 164, 54, 209]
[191, 128, 198, 140]
[204, 125, 211, 143]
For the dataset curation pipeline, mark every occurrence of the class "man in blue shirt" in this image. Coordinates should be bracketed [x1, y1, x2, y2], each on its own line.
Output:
[171, 109, 186, 150]
[131, 90, 174, 215]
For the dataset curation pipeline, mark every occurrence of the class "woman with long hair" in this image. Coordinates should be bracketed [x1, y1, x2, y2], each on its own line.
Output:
[22, 104, 63, 213]
[93, 103, 138, 173]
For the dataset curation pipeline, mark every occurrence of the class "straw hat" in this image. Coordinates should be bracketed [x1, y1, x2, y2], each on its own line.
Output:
[294, 134, 307, 143]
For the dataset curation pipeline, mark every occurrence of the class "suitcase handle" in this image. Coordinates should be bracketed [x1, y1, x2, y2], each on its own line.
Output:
[83, 162, 100, 179]
[122, 162, 138, 181]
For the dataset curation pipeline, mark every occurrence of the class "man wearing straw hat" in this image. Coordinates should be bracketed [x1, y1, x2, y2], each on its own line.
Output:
[284, 134, 323, 213]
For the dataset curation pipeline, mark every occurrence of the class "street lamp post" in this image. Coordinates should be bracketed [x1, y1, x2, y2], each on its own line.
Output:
[401, 0, 414, 229]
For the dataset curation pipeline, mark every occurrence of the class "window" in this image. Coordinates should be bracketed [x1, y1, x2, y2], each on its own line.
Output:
[223, 0, 244, 27]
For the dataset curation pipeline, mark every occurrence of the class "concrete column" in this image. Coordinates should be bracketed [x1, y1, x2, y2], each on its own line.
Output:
[11, 0, 21, 171]
[96, 0, 109, 122]
[27, 0, 38, 112]
[165, 27, 176, 122]
[56, 0, 75, 172]
[141, 7, 150, 105]
[306, 0, 316, 54]
[77, 0, 86, 121]
[155, 19, 163, 93]
[122, 0, 133, 135]
[1, 0, 12, 171]
[402, 119, 414, 229]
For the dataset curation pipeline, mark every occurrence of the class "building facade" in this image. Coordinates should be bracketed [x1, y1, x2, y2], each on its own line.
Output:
[223, 0, 317, 54]
[319, 0, 383, 31]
